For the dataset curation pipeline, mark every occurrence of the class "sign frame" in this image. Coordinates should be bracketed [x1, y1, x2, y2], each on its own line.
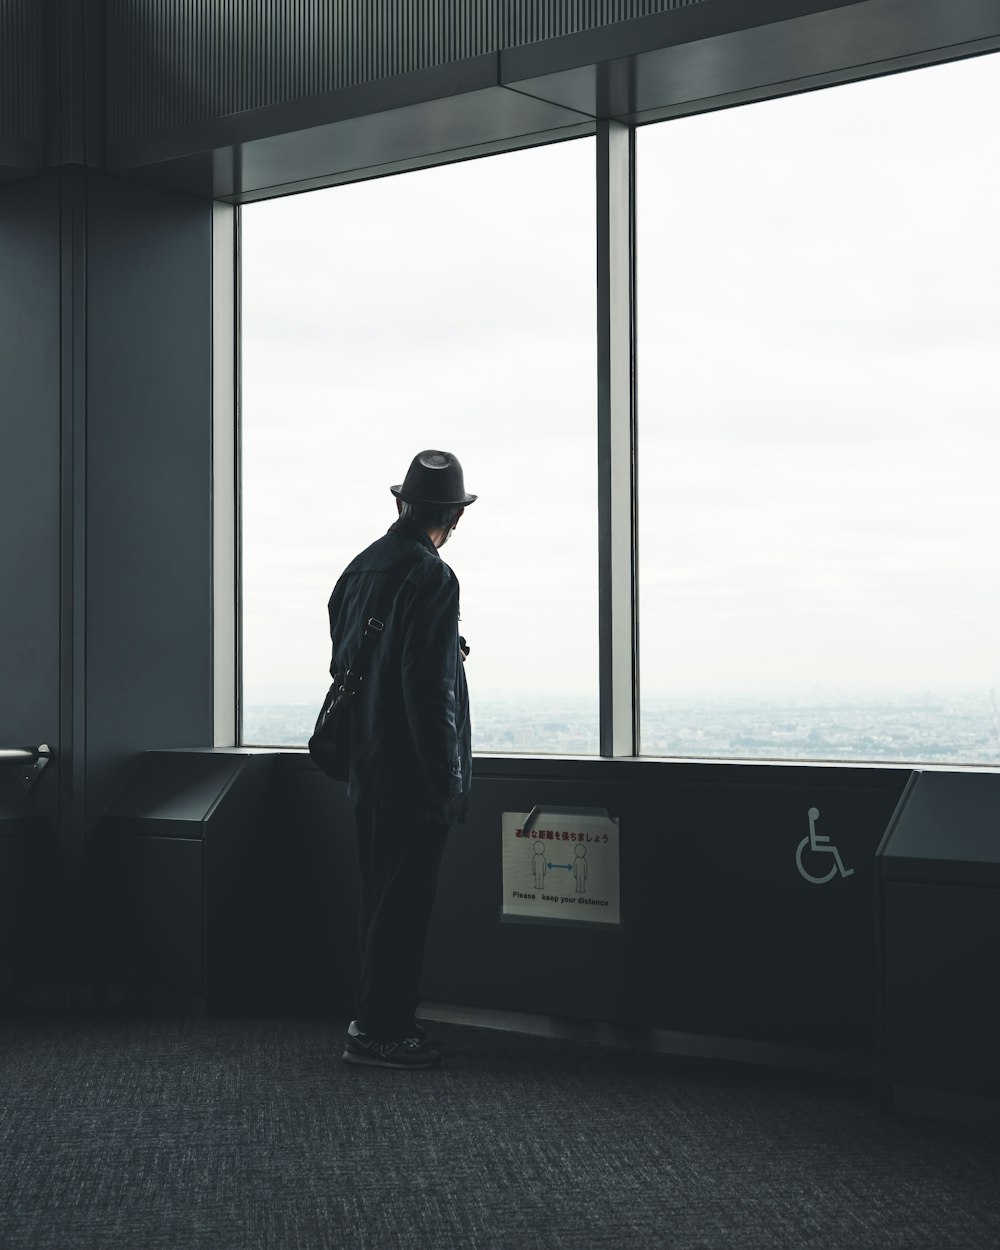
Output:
[501, 805, 622, 930]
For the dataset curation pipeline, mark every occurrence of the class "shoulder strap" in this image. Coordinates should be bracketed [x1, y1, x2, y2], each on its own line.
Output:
[346, 550, 422, 680]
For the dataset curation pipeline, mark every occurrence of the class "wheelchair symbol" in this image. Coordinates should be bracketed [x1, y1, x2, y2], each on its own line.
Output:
[796, 807, 854, 885]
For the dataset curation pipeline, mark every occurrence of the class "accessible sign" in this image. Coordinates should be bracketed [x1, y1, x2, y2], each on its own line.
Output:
[501, 807, 621, 928]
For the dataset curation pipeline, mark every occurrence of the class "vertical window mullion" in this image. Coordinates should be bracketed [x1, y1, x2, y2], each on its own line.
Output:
[597, 119, 638, 758]
[231, 202, 243, 749]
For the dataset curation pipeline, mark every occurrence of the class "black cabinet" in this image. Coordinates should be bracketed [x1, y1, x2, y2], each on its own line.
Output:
[0, 770, 52, 1008]
[100, 750, 348, 1016]
[879, 772, 1000, 1121]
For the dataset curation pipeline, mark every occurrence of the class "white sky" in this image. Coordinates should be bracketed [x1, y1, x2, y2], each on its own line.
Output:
[240, 138, 597, 705]
[240, 51, 999, 710]
[637, 53, 1000, 698]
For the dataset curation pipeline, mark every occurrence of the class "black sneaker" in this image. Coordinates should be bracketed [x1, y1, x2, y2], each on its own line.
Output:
[342, 1020, 441, 1070]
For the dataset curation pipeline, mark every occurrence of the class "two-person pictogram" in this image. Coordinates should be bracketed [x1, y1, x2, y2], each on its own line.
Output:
[530, 841, 588, 893]
[796, 806, 854, 884]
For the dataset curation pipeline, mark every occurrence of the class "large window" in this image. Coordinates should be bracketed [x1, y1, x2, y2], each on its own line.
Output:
[240, 53, 1000, 768]
[637, 55, 1000, 764]
[240, 139, 598, 753]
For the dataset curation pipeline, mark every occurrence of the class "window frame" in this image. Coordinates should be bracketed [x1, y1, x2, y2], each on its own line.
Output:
[233, 52, 1000, 768]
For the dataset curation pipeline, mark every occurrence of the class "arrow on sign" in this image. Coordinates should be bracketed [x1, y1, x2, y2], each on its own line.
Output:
[548, 862, 572, 871]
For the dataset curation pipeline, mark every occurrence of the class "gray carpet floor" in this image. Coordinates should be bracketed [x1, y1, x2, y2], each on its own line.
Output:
[1, 1016, 999, 1249]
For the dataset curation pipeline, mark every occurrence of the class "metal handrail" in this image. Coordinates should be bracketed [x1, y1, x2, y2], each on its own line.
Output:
[0, 745, 50, 788]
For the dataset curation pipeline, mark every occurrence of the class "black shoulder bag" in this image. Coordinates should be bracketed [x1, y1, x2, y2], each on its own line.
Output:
[308, 554, 419, 781]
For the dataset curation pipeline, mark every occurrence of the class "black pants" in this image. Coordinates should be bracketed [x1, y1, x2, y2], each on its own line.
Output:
[354, 801, 451, 1040]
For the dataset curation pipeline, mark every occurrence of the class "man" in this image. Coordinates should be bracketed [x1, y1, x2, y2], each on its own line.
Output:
[326, 450, 475, 1069]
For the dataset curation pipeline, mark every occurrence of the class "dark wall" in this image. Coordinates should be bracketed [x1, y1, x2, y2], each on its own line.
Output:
[0, 168, 216, 845]
[84, 171, 215, 830]
[106, 0, 702, 142]
[0, 165, 215, 999]
[0, 0, 44, 145]
[0, 172, 61, 830]
[0, 170, 64, 993]
[290, 756, 907, 1060]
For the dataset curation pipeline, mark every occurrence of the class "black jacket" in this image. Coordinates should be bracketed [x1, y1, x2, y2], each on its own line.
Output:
[326, 517, 471, 820]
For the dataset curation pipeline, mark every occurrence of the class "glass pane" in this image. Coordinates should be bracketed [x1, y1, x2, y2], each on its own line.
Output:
[638, 55, 1000, 765]
[241, 139, 597, 753]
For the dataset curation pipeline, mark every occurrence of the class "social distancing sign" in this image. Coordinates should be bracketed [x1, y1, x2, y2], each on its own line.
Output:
[502, 808, 621, 928]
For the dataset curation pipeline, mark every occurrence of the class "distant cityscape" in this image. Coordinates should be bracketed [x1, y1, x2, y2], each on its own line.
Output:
[243, 689, 1000, 767]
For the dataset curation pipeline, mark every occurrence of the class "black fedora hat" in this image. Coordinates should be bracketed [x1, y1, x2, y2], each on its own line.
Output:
[391, 450, 477, 507]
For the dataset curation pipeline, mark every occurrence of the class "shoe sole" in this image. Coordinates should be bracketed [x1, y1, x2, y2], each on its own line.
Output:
[342, 1047, 440, 1070]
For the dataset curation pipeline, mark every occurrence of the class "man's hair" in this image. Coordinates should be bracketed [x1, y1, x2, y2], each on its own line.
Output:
[399, 500, 462, 531]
